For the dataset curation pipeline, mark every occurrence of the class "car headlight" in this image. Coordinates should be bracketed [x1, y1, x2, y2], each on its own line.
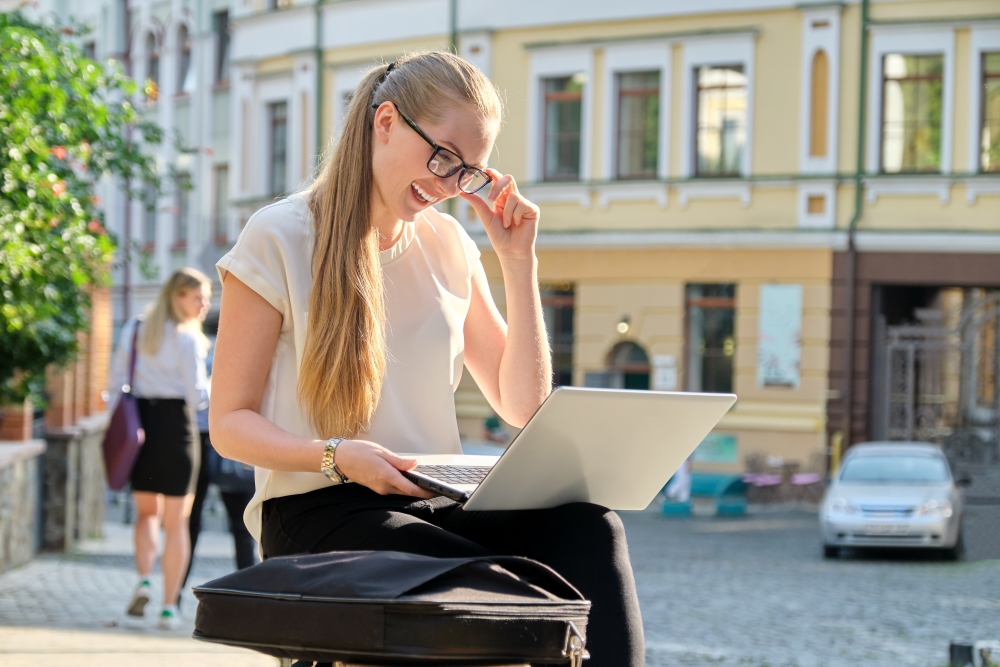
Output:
[827, 497, 858, 516]
[915, 499, 953, 518]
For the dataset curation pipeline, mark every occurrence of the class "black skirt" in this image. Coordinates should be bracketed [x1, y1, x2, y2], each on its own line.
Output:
[131, 398, 199, 496]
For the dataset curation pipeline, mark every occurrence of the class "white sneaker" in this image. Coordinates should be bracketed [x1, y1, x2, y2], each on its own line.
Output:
[158, 605, 181, 631]
[126, 579, 151, 618]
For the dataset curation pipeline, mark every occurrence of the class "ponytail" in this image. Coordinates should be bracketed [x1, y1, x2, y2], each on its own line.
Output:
[299, 52, 501, 438]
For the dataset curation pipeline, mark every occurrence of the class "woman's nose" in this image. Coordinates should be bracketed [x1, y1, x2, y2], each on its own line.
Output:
[441, 172, 462, 197]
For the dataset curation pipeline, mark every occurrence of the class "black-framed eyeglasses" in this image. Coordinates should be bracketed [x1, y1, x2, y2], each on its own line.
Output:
[373, 102, 492, 195]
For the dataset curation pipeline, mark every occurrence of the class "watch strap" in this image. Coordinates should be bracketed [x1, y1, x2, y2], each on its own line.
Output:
[321, 437, 349, 483]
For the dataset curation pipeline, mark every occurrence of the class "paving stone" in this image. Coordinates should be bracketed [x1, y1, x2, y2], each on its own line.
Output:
[621, 508, 1000, 667]
[1, 509, 997, 666]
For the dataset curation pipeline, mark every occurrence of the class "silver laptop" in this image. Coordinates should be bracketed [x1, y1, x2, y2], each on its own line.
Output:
[402, 387, 736, 511]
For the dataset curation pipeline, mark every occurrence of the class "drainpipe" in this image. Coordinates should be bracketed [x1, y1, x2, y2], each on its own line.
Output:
[119, 0, 132, 322]
[445, 0, 458, 219]
[314, 0, 323, 170]
[842, 0, 870, 449]
[449, 0, 458, 53]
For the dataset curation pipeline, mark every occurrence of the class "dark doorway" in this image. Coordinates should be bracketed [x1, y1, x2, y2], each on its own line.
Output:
[606, 341, 651, 390]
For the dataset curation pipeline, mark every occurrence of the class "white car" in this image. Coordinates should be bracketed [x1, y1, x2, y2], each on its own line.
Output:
[820, 442, 966, 559]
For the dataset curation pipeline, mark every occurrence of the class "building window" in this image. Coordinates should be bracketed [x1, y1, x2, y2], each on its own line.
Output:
[143, 183, 157, 248]
[175, 172, 191, 247]
[686, 284, 736, 393]
[83, 41, 96, 60]
[145, 33, 159, 102]
[214, 10, 230, 85]
[981, 52, 1000, 172]
[695, 65, 747, 176]
[809, 50, 829, 157]
[541, 285, 574, 387]
[542, 75, 583, 181]
[616, 71, 660, 179]
[268, 101, 288, 197]
[177, 26, 192, 95]
[881, 54, 943, 173]
[213, 165, 229, 243]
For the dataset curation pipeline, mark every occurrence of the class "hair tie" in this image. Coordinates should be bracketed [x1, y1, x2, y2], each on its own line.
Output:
[371, 61, 398, 109]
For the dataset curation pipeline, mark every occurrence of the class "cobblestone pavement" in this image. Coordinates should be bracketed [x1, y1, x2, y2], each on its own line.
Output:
[0, 522, 276, 666]
[1, 506, 998, 666]
[624, 505, 1000, 667]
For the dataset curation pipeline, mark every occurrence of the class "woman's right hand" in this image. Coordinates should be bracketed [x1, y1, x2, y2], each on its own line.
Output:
[334, 439, 437, 498]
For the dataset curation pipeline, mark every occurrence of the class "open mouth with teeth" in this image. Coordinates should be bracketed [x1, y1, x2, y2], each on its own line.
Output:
[410, 182, 439, 205]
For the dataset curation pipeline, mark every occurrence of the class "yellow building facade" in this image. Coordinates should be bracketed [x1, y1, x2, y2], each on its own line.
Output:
[227, 0, 1000, 474]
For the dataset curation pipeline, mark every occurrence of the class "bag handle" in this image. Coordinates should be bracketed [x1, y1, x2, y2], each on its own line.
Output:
[124, 320, 141, 394]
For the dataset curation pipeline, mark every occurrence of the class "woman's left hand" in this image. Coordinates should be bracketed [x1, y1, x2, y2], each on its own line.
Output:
[460, 169, 539, 265]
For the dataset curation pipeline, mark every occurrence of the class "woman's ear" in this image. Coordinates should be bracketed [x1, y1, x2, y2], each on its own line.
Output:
[372, 102, 395, 145]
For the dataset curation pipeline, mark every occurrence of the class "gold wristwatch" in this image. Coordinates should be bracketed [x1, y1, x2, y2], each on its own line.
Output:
[321, 437, 349, 483]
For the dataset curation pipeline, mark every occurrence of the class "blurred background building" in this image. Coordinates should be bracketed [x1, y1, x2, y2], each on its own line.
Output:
[8, 0, 999, 478]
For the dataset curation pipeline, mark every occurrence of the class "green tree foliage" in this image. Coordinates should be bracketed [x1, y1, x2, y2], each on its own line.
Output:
[0, 11, 161, 405]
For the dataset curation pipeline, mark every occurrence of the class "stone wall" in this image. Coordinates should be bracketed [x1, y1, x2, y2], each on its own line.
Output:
[43, 412, 108, 551]
[0, 441, 45, 575]
[0, 286, 112, 566]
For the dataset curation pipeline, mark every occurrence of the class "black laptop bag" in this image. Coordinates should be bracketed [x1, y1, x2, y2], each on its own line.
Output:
[193, 550, 590, 665]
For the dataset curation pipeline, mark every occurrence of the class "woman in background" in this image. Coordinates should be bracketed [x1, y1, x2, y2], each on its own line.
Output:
[107, 267, 211, 630]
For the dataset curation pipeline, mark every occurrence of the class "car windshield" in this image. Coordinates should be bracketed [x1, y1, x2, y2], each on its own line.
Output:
[839, 455, 949, 484]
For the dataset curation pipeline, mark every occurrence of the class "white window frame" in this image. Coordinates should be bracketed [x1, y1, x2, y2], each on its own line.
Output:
[258, 78, 292, 198]
[967, 26, 1000, 174]
[526, 47, 594, 183]
[798, 7, 841, 175]
[796, 182, 836, 229]
[867, 27, 955, 176]
[600, 42, 671, 181]
[332, 64, 367, 139]
[459, 32, 492, 78]
[292, 54, 317, 188]
[679, 34, 756, 179]
[230, 64, 255, 200]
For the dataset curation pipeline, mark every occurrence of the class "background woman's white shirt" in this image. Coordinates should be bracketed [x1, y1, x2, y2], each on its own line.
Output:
[106, 318, 210, 413]
[216, 194, 482, 542]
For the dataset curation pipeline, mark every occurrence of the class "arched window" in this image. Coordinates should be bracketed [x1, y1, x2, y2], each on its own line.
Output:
[145, 33, 159, 102]
[605, 341, 651, 390]
[809, 49, 829, 158]
[177, 26, 192, 95]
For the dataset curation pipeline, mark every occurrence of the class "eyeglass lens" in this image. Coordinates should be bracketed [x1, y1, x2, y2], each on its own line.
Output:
[428, 148, 490, 194]
[458, 169, 490, 194]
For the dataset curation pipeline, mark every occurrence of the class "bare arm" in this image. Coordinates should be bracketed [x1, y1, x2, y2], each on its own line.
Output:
[209, 273, 432, 497]
[460, 171, 551, 427]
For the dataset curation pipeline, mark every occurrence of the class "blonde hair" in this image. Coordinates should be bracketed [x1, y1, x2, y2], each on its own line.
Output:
[300, 51, 502, 438]
[140, 267, 212, 356]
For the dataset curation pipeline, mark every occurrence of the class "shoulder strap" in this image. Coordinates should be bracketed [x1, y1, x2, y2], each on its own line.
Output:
[126, 319, 141, 392]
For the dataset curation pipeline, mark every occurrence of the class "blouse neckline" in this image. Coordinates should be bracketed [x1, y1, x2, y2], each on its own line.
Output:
[379, 218, 416, 265]
[288, 193, 416, 266]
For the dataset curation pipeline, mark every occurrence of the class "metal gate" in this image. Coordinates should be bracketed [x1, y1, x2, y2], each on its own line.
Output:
[876, 292, 1000, 502]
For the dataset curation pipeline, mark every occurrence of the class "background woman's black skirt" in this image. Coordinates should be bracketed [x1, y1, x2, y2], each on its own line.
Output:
[131, 398, 199, 496]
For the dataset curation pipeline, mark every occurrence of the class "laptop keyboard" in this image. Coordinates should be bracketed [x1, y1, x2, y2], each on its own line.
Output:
[413, 465, 493, 485]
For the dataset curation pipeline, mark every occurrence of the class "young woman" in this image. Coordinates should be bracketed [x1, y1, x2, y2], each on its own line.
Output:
[210, 52, 643, 665]
[108, 268, 211, 630]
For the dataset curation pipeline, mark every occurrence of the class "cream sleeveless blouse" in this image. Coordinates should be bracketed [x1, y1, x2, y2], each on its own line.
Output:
[216, 194, 481, 542]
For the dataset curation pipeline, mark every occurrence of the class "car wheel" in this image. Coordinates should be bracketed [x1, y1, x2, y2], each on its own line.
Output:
[943, 531, 965, 561]
[823, 544, 839, 559]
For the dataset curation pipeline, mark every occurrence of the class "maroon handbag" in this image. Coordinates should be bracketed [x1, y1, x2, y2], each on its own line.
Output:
[102, 321, 146, 491]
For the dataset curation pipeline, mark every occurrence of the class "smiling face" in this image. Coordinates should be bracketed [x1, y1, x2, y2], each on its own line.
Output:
[371, 100, 497, 222]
